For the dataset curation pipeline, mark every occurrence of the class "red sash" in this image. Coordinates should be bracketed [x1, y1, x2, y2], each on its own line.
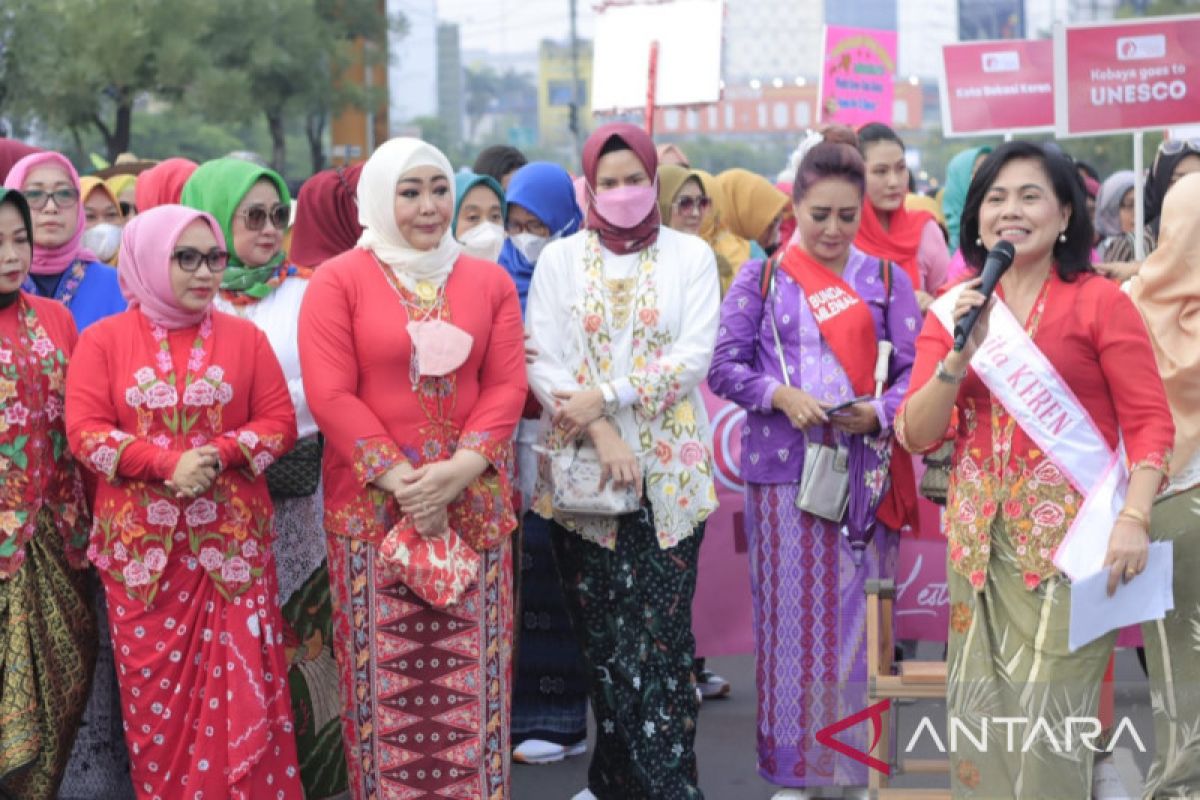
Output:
[778, 246, 919, 532]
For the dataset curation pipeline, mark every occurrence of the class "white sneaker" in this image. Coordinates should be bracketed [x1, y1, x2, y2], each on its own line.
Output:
[1092, 757, 1130, 799]
[696, 668, 731, 699]
[570, 789, 598, 800]
[513, 738, 587, 765]
[770, 790, 809, 800]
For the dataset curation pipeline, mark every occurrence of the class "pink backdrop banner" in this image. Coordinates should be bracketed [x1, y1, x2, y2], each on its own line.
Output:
[818, 25, 898, 127]
[692, 386, 953, 654]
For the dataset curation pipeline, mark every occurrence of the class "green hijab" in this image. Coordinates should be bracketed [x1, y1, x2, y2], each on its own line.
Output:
[180, 158, 292, 298]
[453, 172, 506, 230]
[942, 146, 991, 255]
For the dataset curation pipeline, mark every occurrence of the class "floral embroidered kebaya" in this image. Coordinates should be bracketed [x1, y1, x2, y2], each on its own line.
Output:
[68, 309, 297, 604]
[0, 296, 88, 578]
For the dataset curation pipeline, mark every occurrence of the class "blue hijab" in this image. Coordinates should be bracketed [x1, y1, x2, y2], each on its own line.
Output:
[453, 171, 506, 232]
[497, 162, 582, 314]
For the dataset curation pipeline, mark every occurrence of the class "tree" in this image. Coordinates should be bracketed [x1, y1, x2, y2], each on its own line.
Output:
[2, 0, 215, 161]
[195, 0, 399, 175]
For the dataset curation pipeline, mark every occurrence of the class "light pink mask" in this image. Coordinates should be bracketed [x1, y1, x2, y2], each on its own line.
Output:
[407, 319, 474, 376]
[592, 183, 658, 228]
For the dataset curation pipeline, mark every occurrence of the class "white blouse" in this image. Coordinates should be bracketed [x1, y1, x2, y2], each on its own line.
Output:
[214, 277, 316, 438]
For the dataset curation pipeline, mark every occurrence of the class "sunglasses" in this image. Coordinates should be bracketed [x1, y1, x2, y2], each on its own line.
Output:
[172, 247, 230, 273]
[24, 188, 80, 211]
[237, 203, 290, 232]
[673, 195, 712, 214]
[1159, 138, 1200, 156]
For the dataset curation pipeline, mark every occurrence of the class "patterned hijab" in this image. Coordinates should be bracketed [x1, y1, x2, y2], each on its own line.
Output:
[118, 205, 225, 330]
[4, 151, 97, 275]
[180, 158, 291, 299]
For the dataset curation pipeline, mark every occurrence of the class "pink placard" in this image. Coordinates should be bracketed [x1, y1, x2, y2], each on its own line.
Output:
[818, 25, 898, 128]
[940, 39, 1055, 137]
[1056, 15, 1200, 136]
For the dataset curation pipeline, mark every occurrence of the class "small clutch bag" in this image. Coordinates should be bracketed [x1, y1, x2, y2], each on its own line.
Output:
[796, 442, 851, 522]
[545, 442, 641, 516]
[377, 523, 480, 608]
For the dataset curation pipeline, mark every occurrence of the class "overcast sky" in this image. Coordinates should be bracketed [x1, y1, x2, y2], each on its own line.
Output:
[435, 0, 597, 54]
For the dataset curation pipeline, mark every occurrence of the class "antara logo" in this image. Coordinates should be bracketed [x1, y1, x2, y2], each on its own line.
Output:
[814, 699, 892, 775]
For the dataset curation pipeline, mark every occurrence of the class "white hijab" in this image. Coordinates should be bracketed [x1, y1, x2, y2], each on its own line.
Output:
[357, 137, 463, 291]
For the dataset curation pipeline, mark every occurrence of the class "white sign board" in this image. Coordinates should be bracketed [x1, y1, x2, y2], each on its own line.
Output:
[591, 0, 724, 112]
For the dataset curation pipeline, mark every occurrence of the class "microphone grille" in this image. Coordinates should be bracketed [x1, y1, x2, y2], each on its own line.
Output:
[992, 240, 1016, 263]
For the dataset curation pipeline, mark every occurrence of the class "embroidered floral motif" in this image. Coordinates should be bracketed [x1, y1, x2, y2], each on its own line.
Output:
[352, 437, 403, 485]
[0, 299, 88, 577]
[535, 232, 716, 550]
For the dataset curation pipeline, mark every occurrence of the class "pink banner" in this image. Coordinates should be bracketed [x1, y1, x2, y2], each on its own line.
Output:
[1057, 15, 1200, 136]
[692, 386, 951, 654]
[818, 25, 898, 128]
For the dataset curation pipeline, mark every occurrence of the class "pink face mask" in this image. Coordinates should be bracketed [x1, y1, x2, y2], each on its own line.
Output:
[592, 182, 658, 228]
[407, 319, 474, 377]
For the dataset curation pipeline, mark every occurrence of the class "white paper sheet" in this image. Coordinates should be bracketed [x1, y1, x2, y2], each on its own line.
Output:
[1068, 542, 1174, 653]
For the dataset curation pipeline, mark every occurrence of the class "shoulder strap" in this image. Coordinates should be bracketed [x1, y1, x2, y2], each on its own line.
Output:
[759, 253, 781, 300]
[878, 258, 893, 332]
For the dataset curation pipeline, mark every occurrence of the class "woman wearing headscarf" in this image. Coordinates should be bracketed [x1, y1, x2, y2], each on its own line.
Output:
[65, 204, 301, 800]
[1105, 140, 1200, 270]
[298, 137, 526, 799]
[80, 176, 124, 229]
[526, 123, 720, 799]
[714, 168, 790, 272]
[103, 173, 138, 218]
[454, 170, 507, 262]
[288, 163, 364, 270]
[180, 157, 346, 798]
[134, 158, 198, 213]
[4, 151, 127, 330]
[1128, 172, 1200, 797]
[856, 123, 949, 309]
[942, 146, 992, 257]
[0, 189, 96, 800]
[695, 169, 737, 295]
[496, 161, 590, 767]
[0, 138, 41, 182]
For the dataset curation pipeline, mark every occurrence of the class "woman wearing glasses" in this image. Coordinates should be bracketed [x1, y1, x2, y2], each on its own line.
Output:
[496, 161, 592, 767]
[65, 204, 301, 800]
[0, 188, 96, 800]
[3, 151, 127, 331]
[181, 159, 346, 799]
[657, 164, 712, 239]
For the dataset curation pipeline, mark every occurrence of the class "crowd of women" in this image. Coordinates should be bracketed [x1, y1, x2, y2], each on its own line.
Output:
[0, 120, 1196, 800]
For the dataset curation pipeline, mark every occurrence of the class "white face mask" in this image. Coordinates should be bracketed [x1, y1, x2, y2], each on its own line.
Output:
[511, 232, 550, 264]
[459, 221, 505, 262]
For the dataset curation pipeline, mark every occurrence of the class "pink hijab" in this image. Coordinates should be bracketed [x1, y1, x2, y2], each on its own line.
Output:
[4, 151, 97, 275]
[118, 204, 224, 329]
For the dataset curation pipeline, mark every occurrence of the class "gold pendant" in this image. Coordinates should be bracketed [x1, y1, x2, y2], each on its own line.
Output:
[415, 280, 437, 305]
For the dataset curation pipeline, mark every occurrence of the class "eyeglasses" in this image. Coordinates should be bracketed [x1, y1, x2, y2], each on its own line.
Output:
[23, 188, 79, 210]
[506, 217, 549, 237]
[1159, 138, 1200, 156]
[673, 195, 712, 214]
[236, 203, 289, 232]
[172, 247, 230, 273]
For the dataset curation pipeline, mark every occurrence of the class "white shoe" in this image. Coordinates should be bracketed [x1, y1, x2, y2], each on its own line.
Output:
[570, 789, 598, 800]
[1092, 757, 1130, 799]
[696, 668, 732, 699]
[770, 790, 809, 800]
[513, 738, 587, 765]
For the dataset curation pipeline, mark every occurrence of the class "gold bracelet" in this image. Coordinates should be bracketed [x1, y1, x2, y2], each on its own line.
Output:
[1117, 507, 1149, 529]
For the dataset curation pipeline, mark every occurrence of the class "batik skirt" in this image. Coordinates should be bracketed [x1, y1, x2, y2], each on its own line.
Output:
[745, 482, 899, 789]
[0, 509, 96, 800]
[327, 533, 514, 800]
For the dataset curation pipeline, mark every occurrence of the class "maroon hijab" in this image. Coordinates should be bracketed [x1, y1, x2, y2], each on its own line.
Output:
[0, 138, 41, 184]
[289, 163, 364, 269]
[582, 123, 661, 255]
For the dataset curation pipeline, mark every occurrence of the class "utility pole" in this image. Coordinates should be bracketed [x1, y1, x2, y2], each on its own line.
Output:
[569, 0, 581, 164]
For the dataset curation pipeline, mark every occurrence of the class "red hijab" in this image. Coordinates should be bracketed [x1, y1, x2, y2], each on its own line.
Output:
[854, 200, 933, 289]
[0, 138, 41, 184]
[134, 158, 199, 212]
[289, 163, 364, 269]
[582, 123, 660, 255]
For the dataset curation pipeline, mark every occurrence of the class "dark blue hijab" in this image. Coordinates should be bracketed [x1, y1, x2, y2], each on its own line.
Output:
[497, 162, 582, 314]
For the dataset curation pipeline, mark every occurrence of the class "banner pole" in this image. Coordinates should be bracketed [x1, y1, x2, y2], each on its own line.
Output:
[645, 40, 660, 136]
[1133, 131, 1145, 262]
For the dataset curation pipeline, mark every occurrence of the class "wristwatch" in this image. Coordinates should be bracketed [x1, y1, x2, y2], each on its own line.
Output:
[599, 382, 620, 417]
[935, 359, 967, 386]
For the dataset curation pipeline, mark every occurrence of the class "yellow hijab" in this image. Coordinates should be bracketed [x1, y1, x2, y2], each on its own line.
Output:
[689, 169, 738, 296]
[656, 164, 704, 225]
[80, 177, 123, 219]
[715, 168, 790, 242]
[104, 173, 138, 205]
[1129, 172, 1200, 474]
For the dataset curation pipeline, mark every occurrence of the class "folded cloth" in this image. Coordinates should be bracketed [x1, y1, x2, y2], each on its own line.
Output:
[377, 522, 481, 608]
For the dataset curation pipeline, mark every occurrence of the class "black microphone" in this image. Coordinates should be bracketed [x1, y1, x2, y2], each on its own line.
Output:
[953, 240, 1016, 352]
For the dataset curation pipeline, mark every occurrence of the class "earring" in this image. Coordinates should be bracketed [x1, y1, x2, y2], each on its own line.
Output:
[975, 237, 983, 247]
[1058, 232, 1067, 243]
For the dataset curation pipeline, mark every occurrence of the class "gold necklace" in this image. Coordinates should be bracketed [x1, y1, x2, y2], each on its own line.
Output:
[604, 276, 637, 329]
